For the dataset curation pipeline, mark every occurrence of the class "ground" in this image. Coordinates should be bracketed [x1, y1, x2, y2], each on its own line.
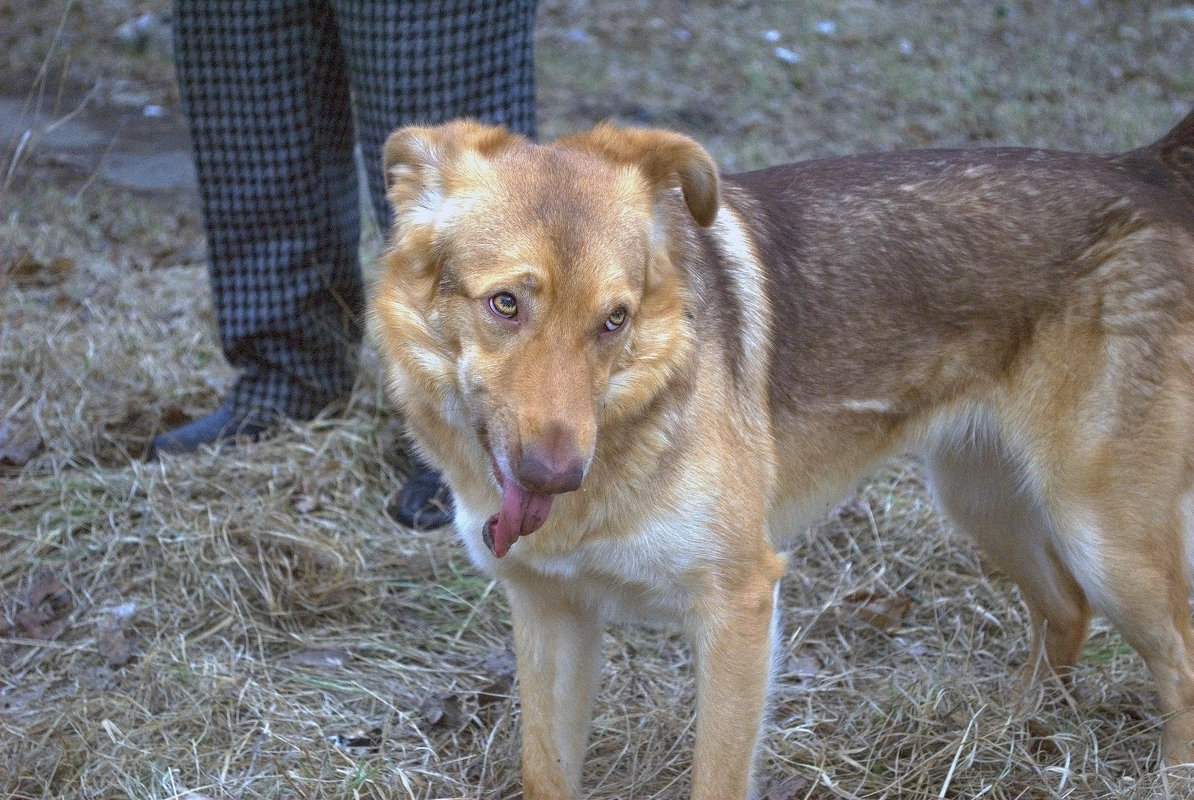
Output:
[2, 1, 1194, 798]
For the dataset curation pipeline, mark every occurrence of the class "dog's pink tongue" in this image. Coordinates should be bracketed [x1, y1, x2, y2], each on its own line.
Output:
[482, 481, 554, 558]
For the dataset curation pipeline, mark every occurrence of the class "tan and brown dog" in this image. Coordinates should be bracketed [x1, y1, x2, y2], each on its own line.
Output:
[369, 110, 1194, 798]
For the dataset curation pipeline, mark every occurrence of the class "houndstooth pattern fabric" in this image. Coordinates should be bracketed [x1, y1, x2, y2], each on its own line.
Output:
[173, 0, 537, 420]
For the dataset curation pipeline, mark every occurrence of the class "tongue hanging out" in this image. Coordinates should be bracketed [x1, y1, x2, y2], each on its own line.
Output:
[482, 472, 555, 558]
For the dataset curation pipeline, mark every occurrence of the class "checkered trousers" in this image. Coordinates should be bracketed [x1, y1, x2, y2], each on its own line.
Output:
[173, 0, 537, 420]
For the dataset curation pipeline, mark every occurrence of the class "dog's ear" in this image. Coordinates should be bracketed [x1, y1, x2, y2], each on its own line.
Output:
[556, 123, 720, 226]
[381, 121, 521, 277]
[382, 120, 516, 215]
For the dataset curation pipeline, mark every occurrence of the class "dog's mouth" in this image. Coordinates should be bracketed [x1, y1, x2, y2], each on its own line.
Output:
[481, 462, 555, 558]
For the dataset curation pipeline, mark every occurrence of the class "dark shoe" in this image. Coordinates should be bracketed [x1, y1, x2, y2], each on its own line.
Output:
[147, 399, 275, 459]
[388, 462, 454, 530]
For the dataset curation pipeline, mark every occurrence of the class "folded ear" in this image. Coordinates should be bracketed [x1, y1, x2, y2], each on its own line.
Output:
[377, 120, 518, 274]
[382, 119, 519, 218]
[555, 123, 720, 226]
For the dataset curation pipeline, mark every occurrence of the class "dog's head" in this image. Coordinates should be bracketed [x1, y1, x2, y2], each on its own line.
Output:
[372, 121, 718, 556]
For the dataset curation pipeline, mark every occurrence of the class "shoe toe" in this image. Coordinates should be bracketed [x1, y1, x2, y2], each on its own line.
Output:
[148, 402, 273, 459]
[390, 466, 454, 530]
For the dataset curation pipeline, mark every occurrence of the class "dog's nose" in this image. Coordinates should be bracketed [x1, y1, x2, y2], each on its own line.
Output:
[516, 426, 587, 494]
[517, 448, 585, 494]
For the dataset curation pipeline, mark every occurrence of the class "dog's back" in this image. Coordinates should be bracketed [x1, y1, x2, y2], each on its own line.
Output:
[704, 119, 1194, 526]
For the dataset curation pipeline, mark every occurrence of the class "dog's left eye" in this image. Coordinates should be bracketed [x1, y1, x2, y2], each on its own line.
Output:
[604, 307, 627, 332]
[490, 292, 518, 319]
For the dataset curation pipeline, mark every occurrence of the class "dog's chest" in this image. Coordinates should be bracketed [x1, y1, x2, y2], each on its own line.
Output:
[456, 502, 714, 624]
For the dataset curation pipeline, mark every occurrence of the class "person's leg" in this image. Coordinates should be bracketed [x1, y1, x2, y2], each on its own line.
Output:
[334, 0, 537, 228]
[334, 0, 537, 526]
[156, 0, 363, 455]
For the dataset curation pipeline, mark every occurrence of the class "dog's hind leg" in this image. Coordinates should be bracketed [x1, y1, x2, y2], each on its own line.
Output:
[931, 411, 1194, 764]
[927, 423, 1093, 677]
[1043, 467, 1194, 766]
[506, 575, 605, 800]
[1011, 349, 1194, 766]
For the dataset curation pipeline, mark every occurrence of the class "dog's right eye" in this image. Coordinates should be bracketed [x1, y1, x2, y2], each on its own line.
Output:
[489, 292, 518, 319]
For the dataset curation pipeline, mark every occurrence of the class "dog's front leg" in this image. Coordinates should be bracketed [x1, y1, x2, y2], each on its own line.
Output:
[690, 565, 783, 800]
[505, 575, 604, 800]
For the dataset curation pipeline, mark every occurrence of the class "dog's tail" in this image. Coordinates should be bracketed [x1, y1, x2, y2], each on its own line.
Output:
[1111, 108, 1194, 204]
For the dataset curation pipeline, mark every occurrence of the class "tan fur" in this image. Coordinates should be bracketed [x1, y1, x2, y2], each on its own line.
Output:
[370, 112, 1194, 798]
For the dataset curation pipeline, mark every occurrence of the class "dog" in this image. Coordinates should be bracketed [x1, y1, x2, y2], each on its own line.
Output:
[369, 109, 1194, 799]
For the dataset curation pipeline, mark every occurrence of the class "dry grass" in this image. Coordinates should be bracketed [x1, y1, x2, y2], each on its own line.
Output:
[3, 1, 1194, 798]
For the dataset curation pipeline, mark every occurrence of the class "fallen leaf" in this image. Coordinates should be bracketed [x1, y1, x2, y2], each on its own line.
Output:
[476, 650, 517, 705]
[759, 774, 812, 800]
[12, 608, 64, 640]
[4, 247, 74, 287]
[96, 624, 137, 668]
[0, 417, 42, 467]
[420, 692, 465, 729]
[3, 574, 72, 640]
[29, 574, 71, 614]
[780, 654, 821, 683]
[96, 629, 136, 668]
[841, 588, 914, 632]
